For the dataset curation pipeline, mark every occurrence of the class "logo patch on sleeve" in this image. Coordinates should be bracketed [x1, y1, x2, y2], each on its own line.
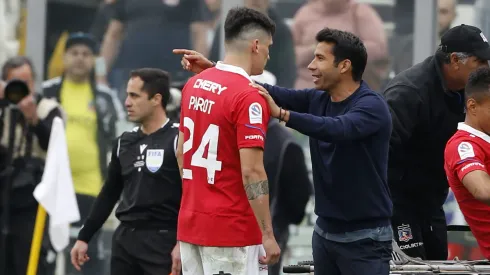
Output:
[249, 102, 263, 124]
[457, 142, 475, 159]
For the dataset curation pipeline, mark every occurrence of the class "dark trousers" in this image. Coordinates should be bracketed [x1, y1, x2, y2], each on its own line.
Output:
[312, 231, 392, 275]
[0, 205, 54, 275]
[64, 194, 105, 275]
[391, 205, 448, 260]
[111, 224, 176, 275]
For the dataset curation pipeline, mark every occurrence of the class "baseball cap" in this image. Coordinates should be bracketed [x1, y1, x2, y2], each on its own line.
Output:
[440, 24, 490, 60]
[65, 32, 98, 54]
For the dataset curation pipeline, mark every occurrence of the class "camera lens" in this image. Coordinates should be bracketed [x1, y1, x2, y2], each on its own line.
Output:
[4, 80, 29, 104]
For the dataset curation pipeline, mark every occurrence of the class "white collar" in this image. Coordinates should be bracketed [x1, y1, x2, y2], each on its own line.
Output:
[457, 122, 490, 144]
[215, 61, 254, 83]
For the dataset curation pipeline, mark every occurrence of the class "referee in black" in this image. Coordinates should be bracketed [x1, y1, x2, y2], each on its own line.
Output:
[70, 68, 182, 275]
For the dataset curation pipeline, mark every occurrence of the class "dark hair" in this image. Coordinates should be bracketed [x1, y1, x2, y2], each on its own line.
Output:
[1, 56, 35, 81]
[465, 67, 490, 102]
[130, 68, 170, 108]
[315, 28, 367, 82]
[224, 7, 275, 43]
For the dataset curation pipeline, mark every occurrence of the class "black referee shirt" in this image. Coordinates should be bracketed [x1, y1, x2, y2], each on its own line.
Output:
[78, 119, 181, 242]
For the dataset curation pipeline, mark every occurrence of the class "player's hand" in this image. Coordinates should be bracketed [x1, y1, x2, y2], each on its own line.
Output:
[18, 95, 39, 125]
[70, 240, 90, 271]
[250, 83, 280, 118]
[173, 49, 214, 74]
[171, 242, 182, 275]
[260, 236, 281, 265]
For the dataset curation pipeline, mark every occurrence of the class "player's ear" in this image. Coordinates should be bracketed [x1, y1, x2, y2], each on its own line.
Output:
[152, 93, 162, 106]
[252, 39, 259, 54]
[339, 60, 351, 74]
[466, 98, 477, 114]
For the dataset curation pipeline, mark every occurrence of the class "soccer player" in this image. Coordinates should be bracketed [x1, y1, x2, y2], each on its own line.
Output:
[176, 7, 281, 275]
[176, 28, 394, 275]
[444, 67, 490, 260]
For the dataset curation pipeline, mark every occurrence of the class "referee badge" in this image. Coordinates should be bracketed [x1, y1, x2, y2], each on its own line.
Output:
[146, 149, 164, 173]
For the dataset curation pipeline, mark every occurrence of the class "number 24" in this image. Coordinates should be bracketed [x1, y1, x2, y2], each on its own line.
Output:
[182, 117, 222, 184]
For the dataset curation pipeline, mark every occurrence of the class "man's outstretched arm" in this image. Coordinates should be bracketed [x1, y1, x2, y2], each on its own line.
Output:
[173, 48, 315, 113]
[253, 83, 314, 114]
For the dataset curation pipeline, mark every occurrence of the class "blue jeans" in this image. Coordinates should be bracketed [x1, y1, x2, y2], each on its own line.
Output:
[312, 231, 392, 275]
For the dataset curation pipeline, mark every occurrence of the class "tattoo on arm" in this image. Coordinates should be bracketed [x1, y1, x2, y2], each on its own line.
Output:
[245, 180, 269, 200]
[260, 219, 267, 231]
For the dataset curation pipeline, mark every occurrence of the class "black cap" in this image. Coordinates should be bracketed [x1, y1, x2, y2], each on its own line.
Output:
[440, 24, 490, 60]
[65, 32, 98, 54]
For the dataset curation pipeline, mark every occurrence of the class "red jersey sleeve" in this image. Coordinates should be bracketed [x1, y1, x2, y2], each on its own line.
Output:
[446, 140, 487, 181]
[232, 89, 270, 149]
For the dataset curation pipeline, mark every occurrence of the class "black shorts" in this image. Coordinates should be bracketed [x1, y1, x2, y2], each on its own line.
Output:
[391, 204, 448, 260]
[111, 224, 176, 275]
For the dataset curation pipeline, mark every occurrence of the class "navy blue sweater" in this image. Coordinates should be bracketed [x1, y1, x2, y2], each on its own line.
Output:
[263, 81, 393, 233]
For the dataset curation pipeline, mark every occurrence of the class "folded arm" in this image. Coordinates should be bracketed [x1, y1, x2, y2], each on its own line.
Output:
[462, 170, 490, 205]
[447, 140, 490, 205]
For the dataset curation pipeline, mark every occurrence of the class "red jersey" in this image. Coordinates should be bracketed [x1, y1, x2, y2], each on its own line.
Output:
[177, 62, 270, 247]
[444, 123, 490, 260]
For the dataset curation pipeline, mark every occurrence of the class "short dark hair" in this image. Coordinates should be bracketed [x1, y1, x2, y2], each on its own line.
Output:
[315, 28, 367, 82]
[130, 68, 170, 108]
[1, 56, 35, 81]
[224, 7, 275, 43]
[465, 67, 490, 102]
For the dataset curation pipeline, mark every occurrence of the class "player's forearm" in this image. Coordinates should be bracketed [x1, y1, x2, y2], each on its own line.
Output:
[243, 174, 274, 238]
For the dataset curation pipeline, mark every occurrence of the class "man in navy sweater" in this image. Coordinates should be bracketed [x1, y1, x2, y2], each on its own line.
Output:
[174, 28, 393, 275]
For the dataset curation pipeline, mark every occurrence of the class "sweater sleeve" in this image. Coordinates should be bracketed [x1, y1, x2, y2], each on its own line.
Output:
[286, 93, 391, 142]
[260, 83, 315, 113]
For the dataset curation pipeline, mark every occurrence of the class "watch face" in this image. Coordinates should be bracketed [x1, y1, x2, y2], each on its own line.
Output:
[5, 80, 29, 104]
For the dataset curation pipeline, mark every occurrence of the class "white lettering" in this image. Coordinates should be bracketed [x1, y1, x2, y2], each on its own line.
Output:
[193, 79, 228, 95]
[245, 135, 264, 141]
[461, 162, 485, 172]
[188, 96, 215, 114]
[399, 242, 424, 250]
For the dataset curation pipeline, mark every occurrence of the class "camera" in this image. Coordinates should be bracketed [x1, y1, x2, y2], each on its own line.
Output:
[3, 79, 29, 105]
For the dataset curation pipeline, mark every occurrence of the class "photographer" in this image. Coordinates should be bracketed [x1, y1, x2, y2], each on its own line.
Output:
[0, 56, 63, 275]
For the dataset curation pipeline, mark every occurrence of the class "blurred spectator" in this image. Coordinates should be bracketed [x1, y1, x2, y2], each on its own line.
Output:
[291, 0, 388, 91]
[90, 0, 117, 44]
[0, 0, 21, 66]
[45, 0, 101, 74]
[203, 0, 221, 44]
[208, 0, 297, 87]
[99, 0, 212, 102]
[390, 0, 457, 75]
[0, 56, 62, 275]
[42, 33, 124, 275]
[438, 0, 457, 36]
